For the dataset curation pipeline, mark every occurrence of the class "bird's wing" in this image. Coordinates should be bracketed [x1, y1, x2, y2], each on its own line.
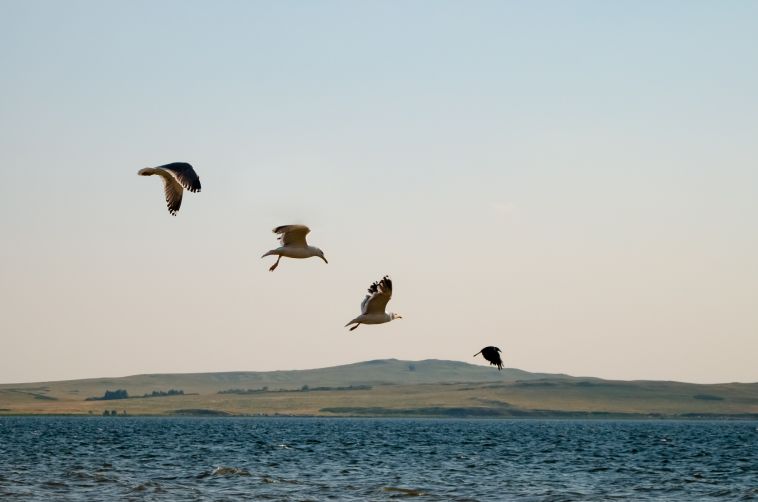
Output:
[482, 347, 504, 368]
[142, 168, 183, 215]
[158, 162, 201, 193]
[155, 169, 184, 216]
[360, 281, 380, 314]
[363, 276, 393, 314]
[273, 225, 310, 247]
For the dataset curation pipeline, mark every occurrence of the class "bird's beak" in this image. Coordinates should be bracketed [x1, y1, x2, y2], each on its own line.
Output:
[320, 256, 328, 264]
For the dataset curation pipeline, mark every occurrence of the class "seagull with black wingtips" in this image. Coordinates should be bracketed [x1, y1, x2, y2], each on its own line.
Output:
[137, 162, 201, 215]
[345, 276, 402, 331]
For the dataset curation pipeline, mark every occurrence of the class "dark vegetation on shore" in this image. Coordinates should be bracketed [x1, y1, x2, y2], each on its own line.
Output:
[171, 409, 233, 416]
[86, 389, 187, 401]
[319, 406, 758, 420]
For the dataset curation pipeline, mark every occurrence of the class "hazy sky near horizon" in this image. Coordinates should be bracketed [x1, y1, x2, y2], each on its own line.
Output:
[1, 1, 757, 384]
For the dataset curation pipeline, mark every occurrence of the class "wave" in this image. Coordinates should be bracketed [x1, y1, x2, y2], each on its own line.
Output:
[197, 466, 251, 478]
[383, 486, 426, 497]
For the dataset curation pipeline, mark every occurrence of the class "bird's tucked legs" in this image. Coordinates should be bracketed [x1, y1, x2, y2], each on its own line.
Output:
[349, 324, 360, 331]
[269, 256, 281, 272]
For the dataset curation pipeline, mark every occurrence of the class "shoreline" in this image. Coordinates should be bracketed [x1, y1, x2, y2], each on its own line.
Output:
[2, 412, 758, 421]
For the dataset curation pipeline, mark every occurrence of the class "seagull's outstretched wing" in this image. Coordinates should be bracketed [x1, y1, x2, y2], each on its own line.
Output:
[360, 281, 379, 314]
[158, 162, 201, 193]
[274, 225, 310, 247]
[362, 276, 393, 315]
[138, 167, 184, 215]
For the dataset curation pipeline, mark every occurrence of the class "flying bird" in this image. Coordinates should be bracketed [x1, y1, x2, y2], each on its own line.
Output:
[474, 346, 503, 370]
[345, 276, 402, 331]
[138, 162, 201, 215]
[261, 225, 328, 271]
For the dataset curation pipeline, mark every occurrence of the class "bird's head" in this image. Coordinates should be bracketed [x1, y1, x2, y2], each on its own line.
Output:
[316, 248, 328, 264]
[390, 313, 403, 320]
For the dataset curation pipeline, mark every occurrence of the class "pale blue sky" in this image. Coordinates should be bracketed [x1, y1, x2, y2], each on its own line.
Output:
[1, 1, 756, 383]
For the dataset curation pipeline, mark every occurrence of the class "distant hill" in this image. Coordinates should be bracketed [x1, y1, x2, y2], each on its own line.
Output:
[0, 359, 567, 396]
[1, 360, 756, 418]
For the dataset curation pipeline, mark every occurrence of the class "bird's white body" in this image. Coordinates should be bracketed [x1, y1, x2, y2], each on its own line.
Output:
[264, 246, 324, 260]
[346, 313, 396, 326]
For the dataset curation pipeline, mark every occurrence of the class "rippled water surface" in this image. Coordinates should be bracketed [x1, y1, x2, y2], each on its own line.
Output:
[0, 417, 756, 500]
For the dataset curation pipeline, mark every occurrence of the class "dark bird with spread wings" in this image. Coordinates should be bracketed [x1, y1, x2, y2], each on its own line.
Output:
[474, 346, 504, 370]
[138, 162, 201, 215]
[345, 276, 402, 331]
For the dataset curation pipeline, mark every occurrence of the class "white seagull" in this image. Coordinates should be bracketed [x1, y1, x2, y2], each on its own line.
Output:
[138, 162, 201, 215]
[345, 276, 402, 331]
[261, 225, 328, 272]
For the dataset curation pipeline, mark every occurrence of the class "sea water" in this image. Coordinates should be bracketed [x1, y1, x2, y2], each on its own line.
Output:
[0, 417, 755, 500]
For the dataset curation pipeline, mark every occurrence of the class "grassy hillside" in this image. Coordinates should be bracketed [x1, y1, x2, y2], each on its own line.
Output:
[0, 359, 560, 397]
[1, 359, 756, 418]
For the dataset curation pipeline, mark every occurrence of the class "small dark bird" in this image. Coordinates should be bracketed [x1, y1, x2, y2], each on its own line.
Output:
[474, 346, 503, 370]
[138, 162, 201, 215]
